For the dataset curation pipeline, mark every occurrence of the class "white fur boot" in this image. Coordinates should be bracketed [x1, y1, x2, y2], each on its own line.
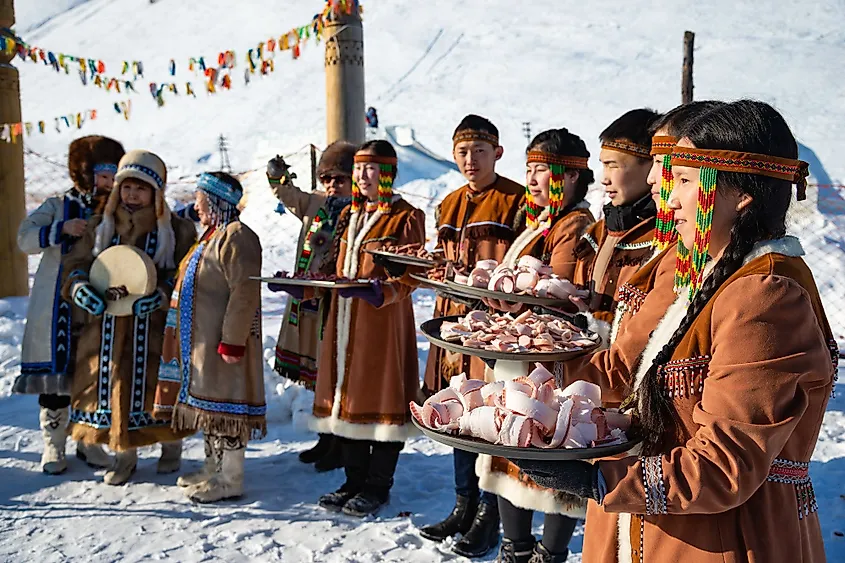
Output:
[76, 442, 113, 469]
[39, 407, 68, 475]
[177, 435, 221, 487]
[157, 441, 183, 474]
[185, 437, 245, 503]
[104, 448, 138, 485]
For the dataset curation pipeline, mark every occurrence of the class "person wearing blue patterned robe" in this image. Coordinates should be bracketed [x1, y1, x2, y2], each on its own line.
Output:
[13, 136, 124, 475]
[61, 150, 197, 485]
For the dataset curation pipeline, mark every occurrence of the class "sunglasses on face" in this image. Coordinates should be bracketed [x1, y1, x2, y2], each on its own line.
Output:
[320, 174, 348, 184]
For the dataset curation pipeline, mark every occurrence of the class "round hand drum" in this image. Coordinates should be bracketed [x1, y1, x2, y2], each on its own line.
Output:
[90, 245, 157, 317]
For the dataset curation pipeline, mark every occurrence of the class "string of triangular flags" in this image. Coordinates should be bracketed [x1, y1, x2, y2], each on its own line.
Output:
[0, 100, 133, 144]
[0, 0, 362, 107]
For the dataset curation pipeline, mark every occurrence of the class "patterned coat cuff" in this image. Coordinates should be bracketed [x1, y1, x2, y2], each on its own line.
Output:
[642, 455, 668, 515]
[218, 342, 246, 357]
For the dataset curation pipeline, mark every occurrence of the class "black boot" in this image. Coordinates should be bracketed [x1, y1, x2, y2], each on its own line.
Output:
[299, 433, 332, 464]
[342, 491, 387, 517]
[314, 434, 344, 472]
[319, 438, 370, 512]
[419, 495, 479, 541]
[527, 542, 569, 563]
[452, 501, 500, 558]
[496, 538, 536, 563]
[319, 484, 358, 512]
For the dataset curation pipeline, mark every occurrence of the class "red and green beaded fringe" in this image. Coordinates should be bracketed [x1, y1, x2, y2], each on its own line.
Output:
[377, 164, 395, 213]
[527, 163, 566, 229]
[675, 166, 717, 299]
[653, 155, 677, 251]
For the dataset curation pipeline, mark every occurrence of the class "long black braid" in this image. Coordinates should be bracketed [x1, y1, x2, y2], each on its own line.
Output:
[637, 100, 797, 454]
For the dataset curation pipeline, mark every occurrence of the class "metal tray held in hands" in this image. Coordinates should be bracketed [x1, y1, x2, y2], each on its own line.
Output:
[412, 419, 641, 460]
[419, 316, 600, 362]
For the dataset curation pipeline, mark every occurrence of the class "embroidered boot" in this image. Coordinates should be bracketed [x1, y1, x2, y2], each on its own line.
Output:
[76, 442, 113, 469]
[157, 440, 183, 474]
[177, 434, 221, 487]
[185, 437, 245, 503]
[104, 448, 138, 485]
[496, 538, 536, 563]
[39, 407, 68, 475]
[527, 542, 569, 563]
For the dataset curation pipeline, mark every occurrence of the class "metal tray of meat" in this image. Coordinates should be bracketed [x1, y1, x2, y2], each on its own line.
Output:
[251, 277, 371, 289]
[410, 273, 465, 294]
[366, 249, 443, 269]
[419, 316, 600, 362]
[443, 279, 573, 308]
[413, 419, 641, 460]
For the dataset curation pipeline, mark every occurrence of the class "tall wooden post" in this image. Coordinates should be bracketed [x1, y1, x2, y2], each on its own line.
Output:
[310, 144, 317, 191]
[0, 0, 28, 297]
[682, 31, 695, 104]
[323, 7, 365, 145]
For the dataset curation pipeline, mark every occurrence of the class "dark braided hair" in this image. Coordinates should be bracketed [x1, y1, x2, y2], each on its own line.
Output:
[638, 100, 798, 453]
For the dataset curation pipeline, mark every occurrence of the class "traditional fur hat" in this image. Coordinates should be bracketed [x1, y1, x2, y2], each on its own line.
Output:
[95, 149, 177, 269]
[68, 136, 125, 193]
[317, 141, 357, 178]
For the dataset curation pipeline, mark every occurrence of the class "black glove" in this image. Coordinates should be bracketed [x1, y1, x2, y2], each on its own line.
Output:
[267, 155, 296, 182]
[509, 458, 601, 501]
[371, 253, 407, 278]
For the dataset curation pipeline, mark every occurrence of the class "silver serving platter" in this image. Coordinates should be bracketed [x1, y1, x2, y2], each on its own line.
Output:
[251, 277, 371, 289]
[366, 249, 443, 269]
[413, 419, 640, 460]
[419, 316, 600, 362]
[443, 279, 573, 308]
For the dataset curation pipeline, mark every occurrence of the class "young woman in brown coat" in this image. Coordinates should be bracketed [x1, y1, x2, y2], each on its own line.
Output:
[512, 100, 833, 563]
[301, 140, 426, 517]
[479, 127, 596, 563]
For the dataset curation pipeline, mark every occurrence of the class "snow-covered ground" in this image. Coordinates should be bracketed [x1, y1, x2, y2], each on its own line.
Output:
[3, 0, 845, 560]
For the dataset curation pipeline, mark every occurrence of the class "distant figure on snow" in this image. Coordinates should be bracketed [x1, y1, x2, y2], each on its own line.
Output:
[366, 107, 379, 129]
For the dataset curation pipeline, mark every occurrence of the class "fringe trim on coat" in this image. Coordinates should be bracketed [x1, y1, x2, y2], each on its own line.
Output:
[437, 223, 515, 245]
[171, 403, 267, 442]
[476, 454, 587, 518]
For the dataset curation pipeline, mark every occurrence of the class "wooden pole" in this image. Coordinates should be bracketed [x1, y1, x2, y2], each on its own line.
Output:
[323, 7, 365, 145]
[682, 31, 695, 104]
[0, 0, 28, 297]
[310, 144, 317, 191]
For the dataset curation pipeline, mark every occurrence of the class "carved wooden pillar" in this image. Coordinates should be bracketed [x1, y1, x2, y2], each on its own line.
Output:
[323, 8, 365, 145]
[0, 0, 28, 297]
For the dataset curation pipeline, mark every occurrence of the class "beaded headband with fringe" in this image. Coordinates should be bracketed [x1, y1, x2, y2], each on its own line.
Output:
[651, 135, 679, 252]
[601, 139, 651, 159]
[525, 150, 589, 229]
[670, 146, 810, 298]
[351, 153, 397, 214]
[452, 129, 500, 148]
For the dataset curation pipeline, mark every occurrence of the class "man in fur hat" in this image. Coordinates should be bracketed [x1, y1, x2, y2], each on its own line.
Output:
[265, 141, 356, 471]
[62, 149, 197, 485]
[13, 135, 124, 474]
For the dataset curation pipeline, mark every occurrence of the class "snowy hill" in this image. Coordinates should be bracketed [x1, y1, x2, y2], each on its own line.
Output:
[2, 1, 845, 561]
